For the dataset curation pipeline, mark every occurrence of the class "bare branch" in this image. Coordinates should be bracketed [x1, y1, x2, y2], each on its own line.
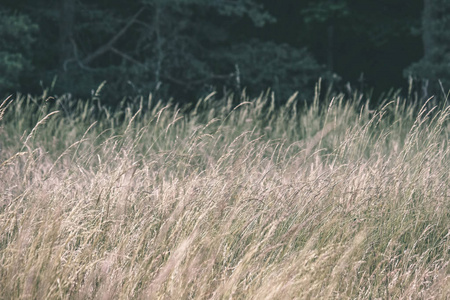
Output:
[69, 38, 96, 71]
[134, 20, 155, 32]
[110, 47, 147, 69]
[81, 7, 145, 66]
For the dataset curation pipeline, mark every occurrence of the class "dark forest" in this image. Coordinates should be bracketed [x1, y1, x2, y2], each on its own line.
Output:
[1, 0, 449, 104]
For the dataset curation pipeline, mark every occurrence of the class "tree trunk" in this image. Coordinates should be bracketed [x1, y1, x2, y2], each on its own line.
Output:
[59, 0, 75, 71]
[155, 4, 163, 87]
[422, 0, 434, 61]
[326, 0, 337, 72]
[327, 24, 334, 72]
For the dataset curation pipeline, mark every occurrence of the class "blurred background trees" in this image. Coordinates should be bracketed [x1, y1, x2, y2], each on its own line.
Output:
[0, 9, 37, 91]
[0, 0, 449, 104]
[404, 0, 450, 98]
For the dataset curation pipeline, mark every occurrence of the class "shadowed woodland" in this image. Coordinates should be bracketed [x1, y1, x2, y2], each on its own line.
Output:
[1, 0, 450, 103]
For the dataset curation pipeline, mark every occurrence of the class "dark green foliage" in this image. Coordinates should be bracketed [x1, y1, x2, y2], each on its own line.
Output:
[223, 40, 326, 100]
[0, 9, 38, 92]
[0, 0, 444, 105]
[295, 0, 421, 93]
[405, 0, 450, 98]
[301, 0, 349, 24]
[5, 0, 295, 103]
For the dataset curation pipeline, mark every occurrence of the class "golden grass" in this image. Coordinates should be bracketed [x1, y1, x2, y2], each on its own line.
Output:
[0, 90, 449, 299]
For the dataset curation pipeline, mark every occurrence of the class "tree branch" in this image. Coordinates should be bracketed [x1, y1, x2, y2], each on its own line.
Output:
[67, 38, 96, 71]
[110, 47, 147, 68]
[81, 7, 145, 66]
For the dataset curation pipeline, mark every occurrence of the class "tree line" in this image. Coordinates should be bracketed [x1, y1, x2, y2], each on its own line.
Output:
[1, 0, 449, 104]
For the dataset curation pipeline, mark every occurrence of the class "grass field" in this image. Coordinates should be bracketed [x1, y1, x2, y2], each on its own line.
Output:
[0, 87, 449, 299]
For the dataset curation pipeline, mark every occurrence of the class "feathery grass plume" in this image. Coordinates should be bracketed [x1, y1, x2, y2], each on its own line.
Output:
[0, 95, 13, 122]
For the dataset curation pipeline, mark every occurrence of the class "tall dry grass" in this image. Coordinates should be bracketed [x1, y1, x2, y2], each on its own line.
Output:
[0, 88, 449, 299]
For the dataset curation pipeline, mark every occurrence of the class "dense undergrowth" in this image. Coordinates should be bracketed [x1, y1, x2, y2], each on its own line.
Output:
[0, 87, 449, 299]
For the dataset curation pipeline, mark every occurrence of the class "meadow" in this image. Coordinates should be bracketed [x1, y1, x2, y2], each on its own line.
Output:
[0, 85, 449, 299]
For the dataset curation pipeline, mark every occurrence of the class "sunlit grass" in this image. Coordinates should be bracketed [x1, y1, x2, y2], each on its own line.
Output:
[0, 87, 449, 299]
